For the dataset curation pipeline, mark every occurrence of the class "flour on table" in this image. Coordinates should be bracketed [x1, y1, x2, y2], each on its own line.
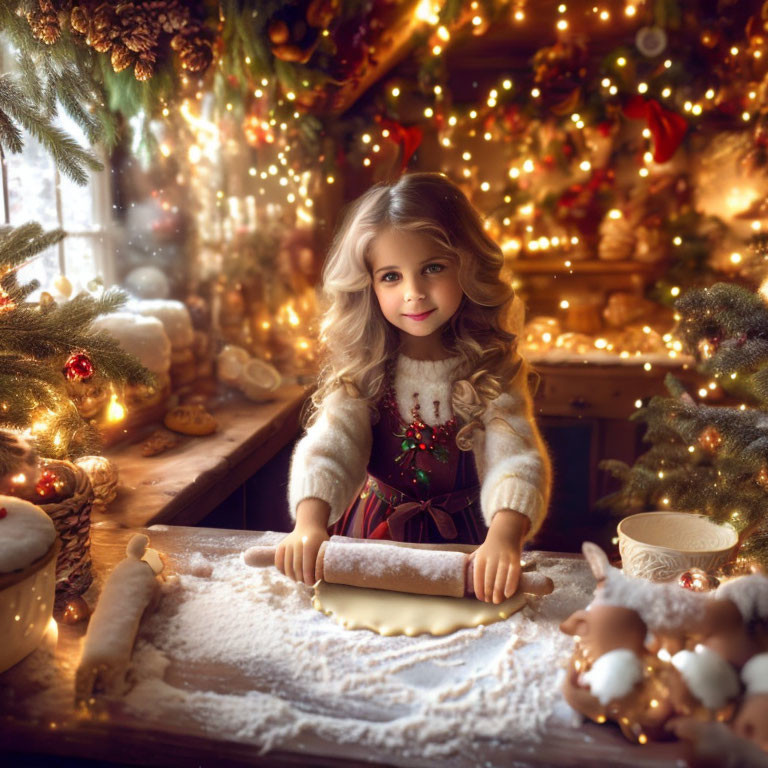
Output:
[119, 548, 594, 764]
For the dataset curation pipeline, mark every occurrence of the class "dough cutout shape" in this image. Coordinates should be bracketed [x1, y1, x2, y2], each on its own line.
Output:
[312, 581, 528, 637]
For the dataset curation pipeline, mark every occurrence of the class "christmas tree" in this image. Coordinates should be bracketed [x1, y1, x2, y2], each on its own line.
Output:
[0, 5, 156, 478]
[0, 224, 153, 478]
[600, 282, 768, 571]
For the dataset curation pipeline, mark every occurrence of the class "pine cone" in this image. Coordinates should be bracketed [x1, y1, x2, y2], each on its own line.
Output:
[134, 51, 156, 81]
[93, 4, 116, 32]
[111, 43, 134, 72]
[145, 0, 188, 33]
[89, 29, 114, 53]
[177, 37, 213, 72]
[123, 26, 156, 53]
[70, 5, 88, 33]
[27, 10, 61, 44]
[171, 35, 213, 72]
[38, 0, 71, 14]
[162, 5, 188, 33]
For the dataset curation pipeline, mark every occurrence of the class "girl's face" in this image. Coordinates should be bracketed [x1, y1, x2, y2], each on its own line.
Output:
[369, 227, 464, 346]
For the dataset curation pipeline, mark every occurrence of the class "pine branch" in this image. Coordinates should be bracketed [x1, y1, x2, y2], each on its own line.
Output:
[0, 288, 154, 388]
[53, 64, 103, 145]
[17, 49, 43, 104]
[0, 222, 66, 270]
[0, 74, 101, 185]
[0, 110, 23, 153]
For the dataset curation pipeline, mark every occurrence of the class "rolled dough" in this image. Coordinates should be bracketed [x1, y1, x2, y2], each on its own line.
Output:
[312, 581, 528, 637]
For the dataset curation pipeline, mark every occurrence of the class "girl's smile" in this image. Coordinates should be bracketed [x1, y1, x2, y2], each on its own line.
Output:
[403, 309, 436, 321]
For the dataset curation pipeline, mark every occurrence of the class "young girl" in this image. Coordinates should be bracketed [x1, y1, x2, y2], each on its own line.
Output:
[276, 172, 551, 604]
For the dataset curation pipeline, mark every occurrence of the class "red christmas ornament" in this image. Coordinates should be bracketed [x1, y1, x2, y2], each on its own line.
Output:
[35, 469, 58, 501]
[0, 507, 6, 519]
[678, 567, 719, 592]
[63, 352, 94, 381]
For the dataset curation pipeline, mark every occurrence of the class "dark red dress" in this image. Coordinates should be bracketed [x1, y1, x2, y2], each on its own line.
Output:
[329, 369, 486, 545]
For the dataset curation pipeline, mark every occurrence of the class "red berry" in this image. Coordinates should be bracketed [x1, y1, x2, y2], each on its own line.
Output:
[419, 443, 426, 450]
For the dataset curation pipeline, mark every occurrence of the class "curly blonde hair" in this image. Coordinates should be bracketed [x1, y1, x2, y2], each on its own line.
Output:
[306, 172, 525, 450]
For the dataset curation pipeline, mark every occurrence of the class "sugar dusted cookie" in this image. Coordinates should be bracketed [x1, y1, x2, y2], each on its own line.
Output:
[163, 404, 217, 436]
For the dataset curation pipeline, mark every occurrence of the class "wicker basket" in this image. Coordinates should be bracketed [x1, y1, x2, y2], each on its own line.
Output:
[38, 459, 95, 612]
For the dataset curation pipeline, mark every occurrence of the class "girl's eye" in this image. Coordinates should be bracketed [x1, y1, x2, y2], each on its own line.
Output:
[424, 263, 444, 274]
[381, 272, 399, 282]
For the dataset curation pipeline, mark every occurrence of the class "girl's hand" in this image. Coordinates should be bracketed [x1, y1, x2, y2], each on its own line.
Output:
[275, 526, 329, 585]
[275, 498, 331, 585]
[471, 509, 529, 604]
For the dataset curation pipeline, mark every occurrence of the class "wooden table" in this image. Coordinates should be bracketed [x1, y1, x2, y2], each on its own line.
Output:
[0, 526, 688, 768]
[98, 384, 308, 529]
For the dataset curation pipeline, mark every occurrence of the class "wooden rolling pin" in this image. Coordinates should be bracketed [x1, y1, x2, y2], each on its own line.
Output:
[75, 534, 163, 702]
[243, 535, 554, 600]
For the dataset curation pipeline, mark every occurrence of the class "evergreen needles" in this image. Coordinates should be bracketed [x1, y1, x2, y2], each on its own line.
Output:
[0, 222, 153, 473]
[600, 283, 768, 570]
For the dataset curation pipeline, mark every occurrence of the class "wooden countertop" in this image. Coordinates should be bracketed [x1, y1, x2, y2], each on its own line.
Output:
[0, 525, 686, 768]
[98, 384, 309, 529]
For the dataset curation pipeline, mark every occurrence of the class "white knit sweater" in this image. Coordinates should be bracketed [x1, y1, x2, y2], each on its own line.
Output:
[288, 354, 551, 539]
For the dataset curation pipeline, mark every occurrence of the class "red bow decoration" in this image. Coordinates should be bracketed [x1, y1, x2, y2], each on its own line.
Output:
[623, 95, 687, 164]
[376, 117, 423, 171]
[380, 498, 458, 542]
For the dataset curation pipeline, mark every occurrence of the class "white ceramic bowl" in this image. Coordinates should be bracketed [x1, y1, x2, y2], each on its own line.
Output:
[618, 511, 738, 581]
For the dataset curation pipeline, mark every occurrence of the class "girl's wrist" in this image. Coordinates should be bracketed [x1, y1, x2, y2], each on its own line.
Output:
[296, 498, 331, 531]
[489, 508, 529, 545]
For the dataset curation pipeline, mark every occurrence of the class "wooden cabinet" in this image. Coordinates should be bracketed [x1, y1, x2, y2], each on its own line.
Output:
[529, 362, 701, 552]
[532, 361, 698, 420]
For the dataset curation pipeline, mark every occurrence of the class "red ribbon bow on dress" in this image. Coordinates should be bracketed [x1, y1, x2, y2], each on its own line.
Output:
[384, 498, 459, 542]
[623, 95, 687, 164]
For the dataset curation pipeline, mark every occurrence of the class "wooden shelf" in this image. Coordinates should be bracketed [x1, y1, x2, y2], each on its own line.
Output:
[510, 258, 662, 276]
[99, 384, 309, 529]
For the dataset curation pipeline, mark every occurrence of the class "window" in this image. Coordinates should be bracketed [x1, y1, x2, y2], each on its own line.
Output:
[0, 56, 114, 296]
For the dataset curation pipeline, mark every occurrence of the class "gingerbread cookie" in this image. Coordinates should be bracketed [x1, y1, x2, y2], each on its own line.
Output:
[141, 429, 180, 457]
[163, 404, 217, 436]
